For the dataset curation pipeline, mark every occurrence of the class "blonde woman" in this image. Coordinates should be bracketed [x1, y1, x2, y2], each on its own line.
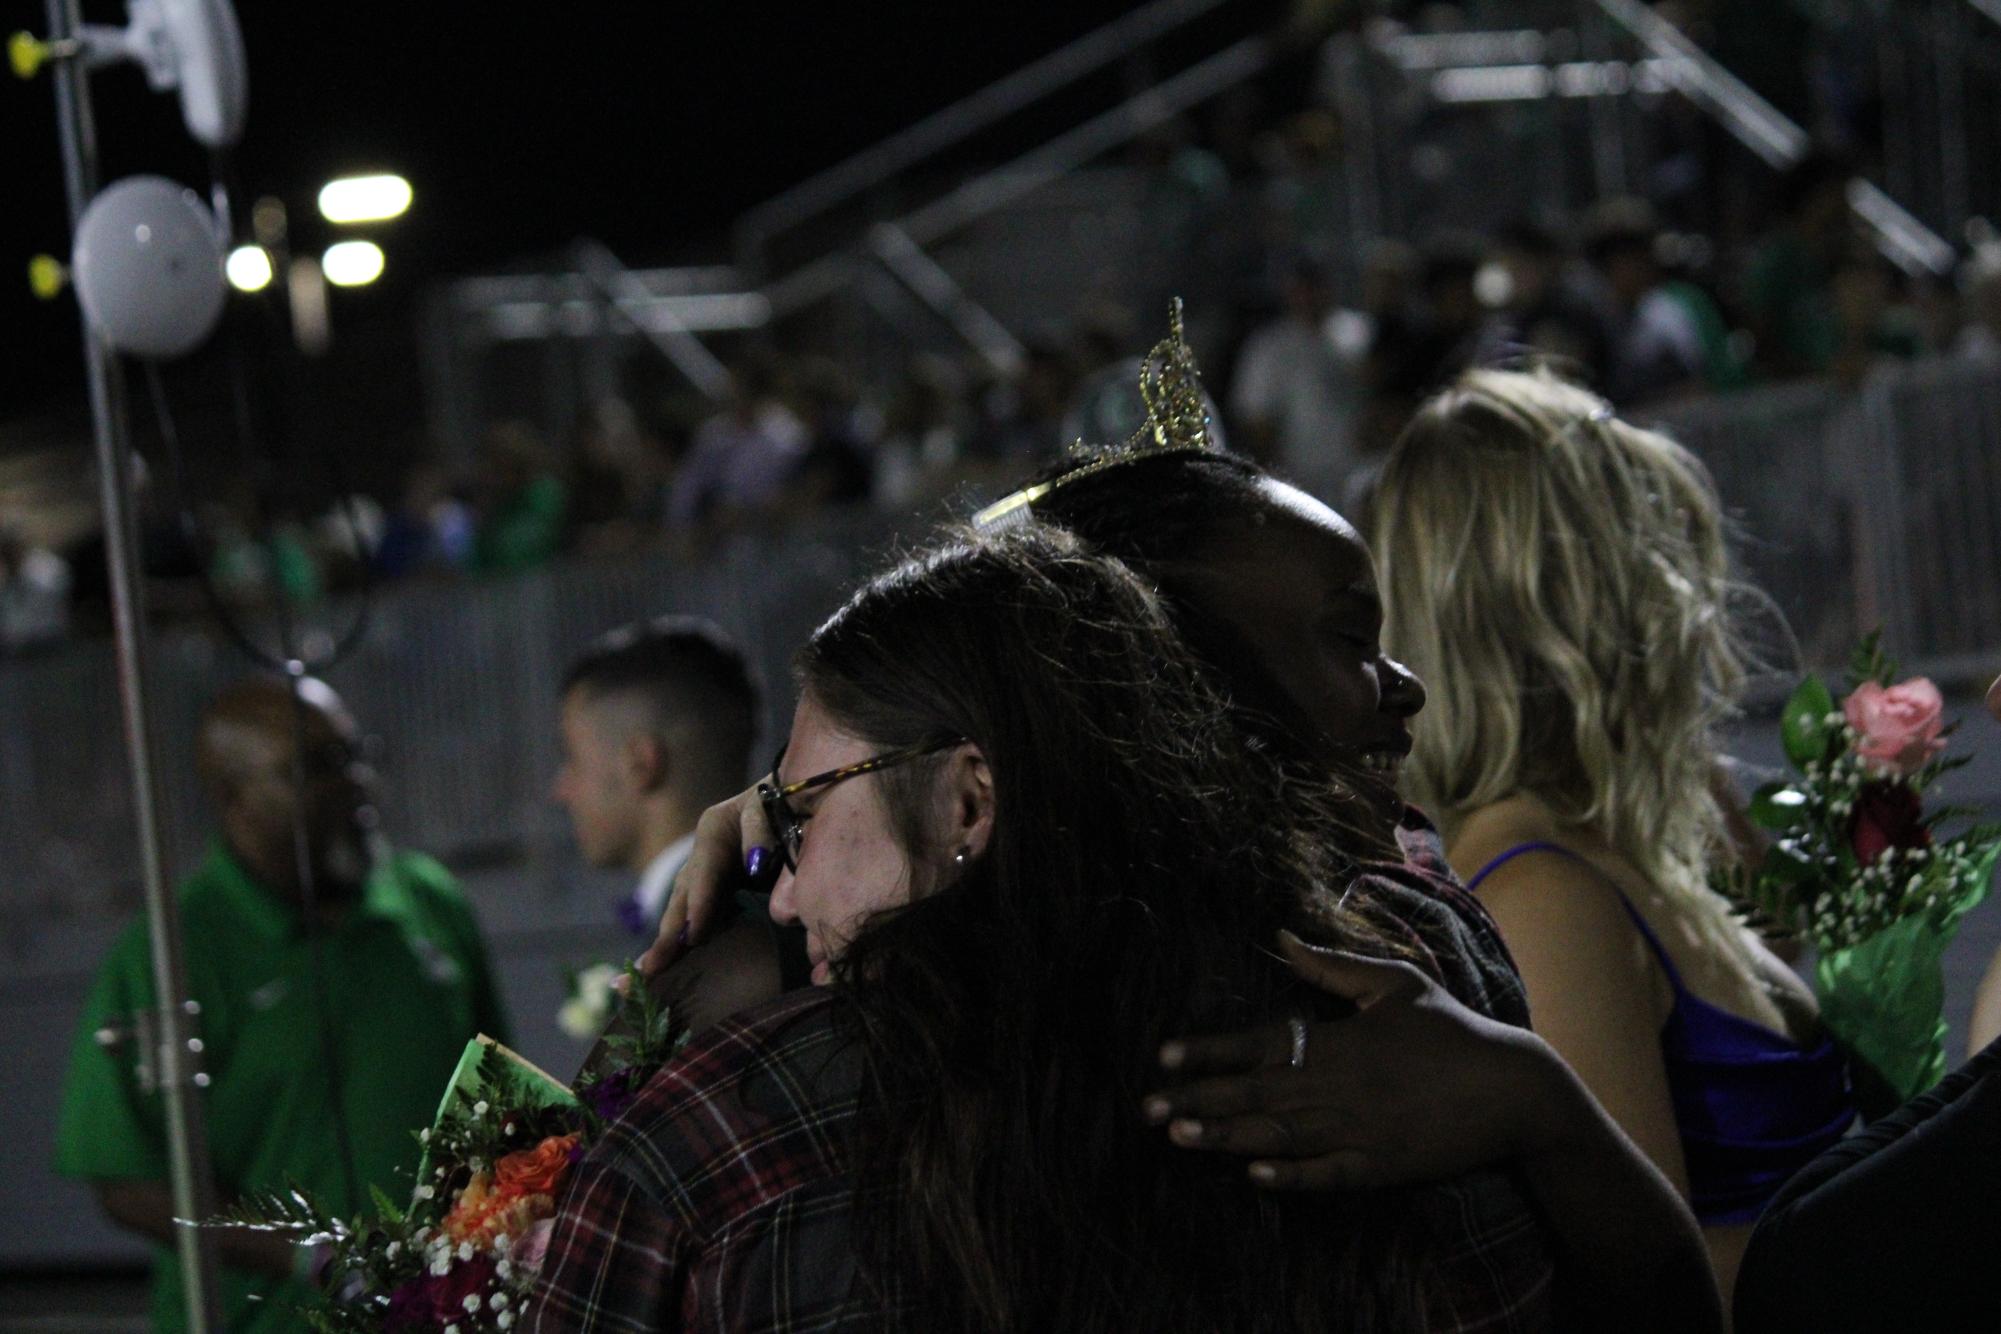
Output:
[1373, 368, 1854, 1310]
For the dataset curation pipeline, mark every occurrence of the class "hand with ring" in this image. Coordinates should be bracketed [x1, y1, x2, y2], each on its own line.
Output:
[1143, 930, 1572, 1191]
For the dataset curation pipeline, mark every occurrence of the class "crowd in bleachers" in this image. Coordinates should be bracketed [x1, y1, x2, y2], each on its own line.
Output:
[8, 0, 2001, 651]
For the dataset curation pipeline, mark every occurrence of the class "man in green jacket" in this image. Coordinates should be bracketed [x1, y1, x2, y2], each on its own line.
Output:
[54, 675, 509, 1331]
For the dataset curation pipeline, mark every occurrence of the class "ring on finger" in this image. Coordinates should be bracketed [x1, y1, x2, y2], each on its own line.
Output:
[1287, 1016, 1308, 1071]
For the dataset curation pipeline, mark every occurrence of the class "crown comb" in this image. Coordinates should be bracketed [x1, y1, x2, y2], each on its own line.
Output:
[973, 298, 1216, 532]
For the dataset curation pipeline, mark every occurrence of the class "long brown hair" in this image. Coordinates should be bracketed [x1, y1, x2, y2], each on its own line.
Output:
[801, 527, 1429, 1332]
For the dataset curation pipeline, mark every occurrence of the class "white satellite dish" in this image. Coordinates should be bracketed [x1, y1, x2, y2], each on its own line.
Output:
[71, 175, 227, 359]
[82, 0, 248, 148]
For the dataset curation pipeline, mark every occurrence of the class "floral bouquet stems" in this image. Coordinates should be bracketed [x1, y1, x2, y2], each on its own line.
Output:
[202, 963, 688, 1330]
[1721, 634, 2001, 1119]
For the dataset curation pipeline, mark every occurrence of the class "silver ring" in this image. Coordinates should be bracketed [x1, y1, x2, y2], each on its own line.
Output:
[1287, 1016, 1308, 1071]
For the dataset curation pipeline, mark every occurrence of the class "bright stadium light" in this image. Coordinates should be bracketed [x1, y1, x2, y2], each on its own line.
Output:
[322, 240, 384, 286]
[225, 244, 274, 292]
[317, 173, 412, 224]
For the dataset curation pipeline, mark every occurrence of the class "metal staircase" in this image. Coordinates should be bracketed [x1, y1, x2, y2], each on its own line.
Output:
[422, 0, 1969, 457]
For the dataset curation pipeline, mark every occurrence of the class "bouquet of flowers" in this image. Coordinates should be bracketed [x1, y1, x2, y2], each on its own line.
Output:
[1720, 634, 2001, 1115]
[210, 965, 687, 1330]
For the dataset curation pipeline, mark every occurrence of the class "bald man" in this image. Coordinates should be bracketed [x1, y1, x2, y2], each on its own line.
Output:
[54, 677, 507, 1333]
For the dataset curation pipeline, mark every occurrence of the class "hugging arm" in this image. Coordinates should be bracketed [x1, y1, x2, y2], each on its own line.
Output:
[1145, 934, 1721, 1334]
[640, 787, 765, 975]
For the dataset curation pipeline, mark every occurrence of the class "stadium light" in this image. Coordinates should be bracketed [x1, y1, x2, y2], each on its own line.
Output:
[322, 240, 384, 287]
[317, 173, 412, 224]
[225, 244, 274, 292]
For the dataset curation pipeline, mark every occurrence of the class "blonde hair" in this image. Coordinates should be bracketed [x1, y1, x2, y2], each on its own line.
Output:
[1374, 367, 1756, 971]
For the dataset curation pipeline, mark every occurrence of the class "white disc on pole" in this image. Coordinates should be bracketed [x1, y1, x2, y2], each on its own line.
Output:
[71, 175, 227, 359]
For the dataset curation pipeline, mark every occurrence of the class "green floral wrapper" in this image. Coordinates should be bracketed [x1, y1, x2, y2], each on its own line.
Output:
[1814, 846, 1996, 1117]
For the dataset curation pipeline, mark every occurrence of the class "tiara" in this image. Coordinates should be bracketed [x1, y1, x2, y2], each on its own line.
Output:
[972, 298, 1218, 532]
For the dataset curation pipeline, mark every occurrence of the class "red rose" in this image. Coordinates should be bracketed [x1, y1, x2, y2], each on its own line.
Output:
[383, 1254, 496, 1329]
[1848, 781, 1931, 866]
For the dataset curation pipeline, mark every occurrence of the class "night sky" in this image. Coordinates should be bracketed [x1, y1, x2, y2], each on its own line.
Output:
[1, 0, 1155, 425]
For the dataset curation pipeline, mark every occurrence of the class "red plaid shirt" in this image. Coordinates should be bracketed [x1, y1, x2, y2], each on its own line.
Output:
[527, 808, 1554, 1332]
[523, 988, 896, 1333]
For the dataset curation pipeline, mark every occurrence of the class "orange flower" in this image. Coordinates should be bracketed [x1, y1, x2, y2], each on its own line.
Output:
[440, 1172, 497, 1244]
[494, 1134, 579, 1199]
[442, 1169, 559, 1249]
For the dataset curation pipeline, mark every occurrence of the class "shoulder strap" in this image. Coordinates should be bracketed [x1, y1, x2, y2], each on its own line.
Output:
[1464, 841, 1686, 990]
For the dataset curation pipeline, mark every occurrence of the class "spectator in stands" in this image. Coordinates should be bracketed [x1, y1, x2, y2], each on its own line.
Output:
[0, 519, 71, 651]
[1360, 234, 1492, 458]
[668, 352, 807, 528]
[873, 355, 966, 507]
[1487, 219, 1615, 382]
[788, 358, 877, 512]
[1825, 241, 1924, 385]
[1133, 117, 1231, 322]
[62, 455, 204, 633]
[473, 421, 569, 574]
[1230, 252, 1365, 491]
[553, 616, 762, 938]
[198, 497, 324, 610]
[1955, 247, 2001, 360]
[969, 337, 1077, 468]
[1259, 110, 1347, 260]
[1742, 149, 1854, 378]
[372, 462, 477, 579]
[567, 398, 673, 554]
[54, 676, 508, 1333]
[1583, 198, 1744, 405]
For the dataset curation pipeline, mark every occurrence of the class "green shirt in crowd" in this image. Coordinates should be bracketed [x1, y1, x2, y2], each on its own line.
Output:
[54, 842, 509, 1332]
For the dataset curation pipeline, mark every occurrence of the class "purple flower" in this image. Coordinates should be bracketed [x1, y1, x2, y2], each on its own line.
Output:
[583, 1066, 639, 1124]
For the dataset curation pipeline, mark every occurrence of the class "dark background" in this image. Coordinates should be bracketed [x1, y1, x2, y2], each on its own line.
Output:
[0, 0, 1150, 425]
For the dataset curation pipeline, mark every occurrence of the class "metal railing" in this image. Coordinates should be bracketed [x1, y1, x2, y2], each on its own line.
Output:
[1589, 0, 1956, 274]
[759, 32, 1277, 321]
[730, 0, 1233, 271]
[1652, 356, 2001, 679]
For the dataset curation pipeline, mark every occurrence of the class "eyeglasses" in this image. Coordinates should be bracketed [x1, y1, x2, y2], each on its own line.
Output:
[756, 736, 965, 873]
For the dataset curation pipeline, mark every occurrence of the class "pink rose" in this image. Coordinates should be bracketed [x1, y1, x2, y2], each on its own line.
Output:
[514, 1217, 555, 1274]
[1844, 678, 1946, 775]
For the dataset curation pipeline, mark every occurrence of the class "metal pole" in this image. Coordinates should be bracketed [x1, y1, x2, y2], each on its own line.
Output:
[867, 224, 1024, 377]
[44, 2, 221, 1328]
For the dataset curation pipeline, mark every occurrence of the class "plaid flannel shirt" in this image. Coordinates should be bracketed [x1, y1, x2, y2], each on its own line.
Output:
[527, 805, 1554, 1333]
[523, 988, 896, 1333]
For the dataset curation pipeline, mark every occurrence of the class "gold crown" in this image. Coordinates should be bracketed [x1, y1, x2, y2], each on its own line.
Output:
[973, 298, 1217, 531]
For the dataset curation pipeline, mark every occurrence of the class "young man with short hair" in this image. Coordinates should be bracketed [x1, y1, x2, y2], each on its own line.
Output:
[552, 616, 760, 936]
